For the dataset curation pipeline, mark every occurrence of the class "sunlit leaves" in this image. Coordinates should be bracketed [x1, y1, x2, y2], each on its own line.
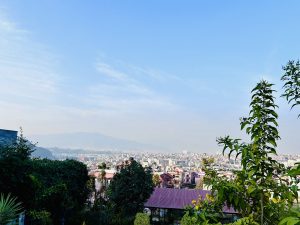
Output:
[214, 80, 297, 224]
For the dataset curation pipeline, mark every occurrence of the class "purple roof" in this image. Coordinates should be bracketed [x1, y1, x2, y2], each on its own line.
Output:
[144, 188, 237, 214]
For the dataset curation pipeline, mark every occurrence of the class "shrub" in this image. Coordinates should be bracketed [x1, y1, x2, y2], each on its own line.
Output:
[228, 215, 259, 225]
[134, 213, 150, 225]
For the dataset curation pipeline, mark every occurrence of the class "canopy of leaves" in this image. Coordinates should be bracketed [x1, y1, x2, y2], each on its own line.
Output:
[107, 158, 154, 219]
[0, 134, 91, 225]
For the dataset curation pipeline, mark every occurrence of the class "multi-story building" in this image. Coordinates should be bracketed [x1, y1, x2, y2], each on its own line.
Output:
[0, 129, 17, 147]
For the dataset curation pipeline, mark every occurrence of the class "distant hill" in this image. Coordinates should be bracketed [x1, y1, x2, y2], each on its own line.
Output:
[30, 132, 163, 152]
[48, 147, 117, 155]
[31, 146, 55, 159]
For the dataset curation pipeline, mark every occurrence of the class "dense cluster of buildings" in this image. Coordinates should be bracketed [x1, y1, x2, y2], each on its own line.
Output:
[51, 149, 300, 191]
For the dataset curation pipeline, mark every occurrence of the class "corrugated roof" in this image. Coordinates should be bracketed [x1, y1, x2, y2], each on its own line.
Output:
[144, 188, 237, 214]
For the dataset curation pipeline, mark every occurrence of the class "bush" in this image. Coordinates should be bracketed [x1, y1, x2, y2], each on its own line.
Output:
[180, 213, 198, 225]
[180, 212, 221, 225]
[134, 213, 150, 225]
[279, 207, 300, 225]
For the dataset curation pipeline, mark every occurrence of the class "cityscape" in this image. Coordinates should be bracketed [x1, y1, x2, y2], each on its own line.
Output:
[1, 1, 300, 225]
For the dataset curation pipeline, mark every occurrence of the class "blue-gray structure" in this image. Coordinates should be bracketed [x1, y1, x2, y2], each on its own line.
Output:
[0, 129, 18, 147]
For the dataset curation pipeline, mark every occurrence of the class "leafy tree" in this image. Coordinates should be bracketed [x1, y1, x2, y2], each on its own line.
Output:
[107, 158, 154, 223]
[30, 159, 90, 225]
[201, 157, 215, 169]
[198, 80, 298, 225]
[0, 193, 22, 225]
[281, 60, 300, 117]
[0, 131, 91, 225]
[134, 213, 150, 225]
[0, 134, 35, 210]
[216, 81, 297, 224]
[98, 162, 107, 170]
[152, 174, 160, 187]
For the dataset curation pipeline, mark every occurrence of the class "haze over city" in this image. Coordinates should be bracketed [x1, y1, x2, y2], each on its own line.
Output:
[1, 1, 300, 153]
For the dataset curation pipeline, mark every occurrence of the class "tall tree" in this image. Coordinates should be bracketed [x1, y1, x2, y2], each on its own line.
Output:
[0, 134, 34, 210]
[209, 80, 297, 224]
[30, 159, 90, 225]
[107, 158, 154, 223]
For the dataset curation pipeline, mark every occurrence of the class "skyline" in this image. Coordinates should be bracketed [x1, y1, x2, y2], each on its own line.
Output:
[1, 1, 300, 153]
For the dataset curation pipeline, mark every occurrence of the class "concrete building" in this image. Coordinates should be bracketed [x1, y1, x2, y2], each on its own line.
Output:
[0, 129, 17, 147]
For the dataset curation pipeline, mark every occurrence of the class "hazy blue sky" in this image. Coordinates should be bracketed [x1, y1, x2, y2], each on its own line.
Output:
[0, 1, 299, 153]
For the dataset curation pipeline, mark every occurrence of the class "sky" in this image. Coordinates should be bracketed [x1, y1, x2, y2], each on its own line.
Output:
[0, 1, 300, 153]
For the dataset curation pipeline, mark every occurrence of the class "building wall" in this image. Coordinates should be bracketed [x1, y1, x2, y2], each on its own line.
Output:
[0, 129, 18, 147]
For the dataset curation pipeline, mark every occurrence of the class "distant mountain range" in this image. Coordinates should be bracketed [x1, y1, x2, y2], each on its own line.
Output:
[31, 146, 55, 159]
[30, 132, 163, 152]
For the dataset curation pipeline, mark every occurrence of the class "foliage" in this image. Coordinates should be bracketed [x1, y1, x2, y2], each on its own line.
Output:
[228, 215, 259, 225]
[98, 162, 107, 170]
[180, 194, 222, 225]
[0, 132, 91, 225]
[288, 162, 300, 177]
[201, 156, 215, 169]
[180, 212, 221, 225]
[0, 134, 35, 210]
[279, 207, 300, 225]
[29, 159, 90, 225]
[85, 193, 113, 225]
[107, 158, 154, 222]
[203, 80, 297, 225]
[152, 174, 160, 187]
[134, 213, 150, 225]
[0, 193, 22, 225]
[281, 60, 300, 117]
[27, 210, 53, 225]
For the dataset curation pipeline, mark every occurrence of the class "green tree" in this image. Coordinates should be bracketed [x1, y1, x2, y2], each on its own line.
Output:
[0, 133, 35, 210]
[215, 80, 297, 224]
[152, 174, 160, 187]
[281, 60, 300, 117]
[98, 162, 107, 170]
[107, 158, 154, 223]
[30, 159, 90, 225]
[0, 131, 91, 225]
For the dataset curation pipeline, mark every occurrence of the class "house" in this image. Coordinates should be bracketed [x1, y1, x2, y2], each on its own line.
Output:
[144, 188, 238, 225]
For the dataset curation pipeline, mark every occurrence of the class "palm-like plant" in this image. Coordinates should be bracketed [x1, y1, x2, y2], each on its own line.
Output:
[0, 193, 22, 225]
